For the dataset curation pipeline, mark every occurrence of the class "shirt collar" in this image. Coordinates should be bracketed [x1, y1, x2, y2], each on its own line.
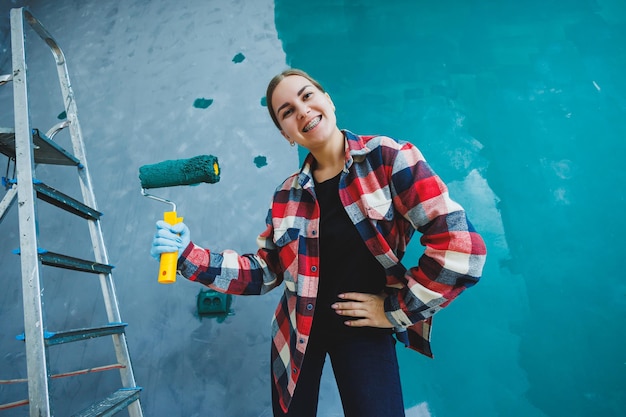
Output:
[343, 129, 371, 166]
[297, 129, 372, 188]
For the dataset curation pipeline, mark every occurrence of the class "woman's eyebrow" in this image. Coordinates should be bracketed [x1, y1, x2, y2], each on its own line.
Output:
[276, 85, 313, 114]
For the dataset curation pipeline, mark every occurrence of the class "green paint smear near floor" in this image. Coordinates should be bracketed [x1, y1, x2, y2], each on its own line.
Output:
[273, 1, 626, 416]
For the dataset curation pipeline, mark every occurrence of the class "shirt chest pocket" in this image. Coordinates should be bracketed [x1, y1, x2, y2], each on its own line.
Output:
[361, 189, 394, 221]
[273, 227, 301, 289]
[274, 227, 300, 247]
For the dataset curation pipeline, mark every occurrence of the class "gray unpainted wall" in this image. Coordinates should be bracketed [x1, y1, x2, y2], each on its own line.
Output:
[0, 1, 317, 416]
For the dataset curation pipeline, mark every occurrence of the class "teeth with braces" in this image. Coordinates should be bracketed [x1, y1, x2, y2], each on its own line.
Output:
[303, 116, 321, 132]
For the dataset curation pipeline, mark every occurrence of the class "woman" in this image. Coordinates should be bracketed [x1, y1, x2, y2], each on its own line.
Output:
[150, 68, 487, 416]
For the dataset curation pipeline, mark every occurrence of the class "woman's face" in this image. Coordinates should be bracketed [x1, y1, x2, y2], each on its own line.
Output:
[271, 75, 338, 150]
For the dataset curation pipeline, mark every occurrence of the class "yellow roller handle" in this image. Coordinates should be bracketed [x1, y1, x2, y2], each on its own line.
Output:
[159, 211, 184, 284]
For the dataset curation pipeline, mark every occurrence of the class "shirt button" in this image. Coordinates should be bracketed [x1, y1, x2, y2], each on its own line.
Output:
[311, 230, 317, 236]
[299, 338, 305, 344]
[306, 303, 313, 311]
[292, 367, 297, 374]
[311, 266, 317, 272]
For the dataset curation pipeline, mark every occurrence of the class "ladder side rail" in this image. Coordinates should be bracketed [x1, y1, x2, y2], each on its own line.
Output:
[51, 47, 145, 408]
[22, 2, 125, 349]
[22, 9, 67, 67]
[21, 9, 117, 317]
[21, 9, 144, 417]
[10, 8, 52, 417]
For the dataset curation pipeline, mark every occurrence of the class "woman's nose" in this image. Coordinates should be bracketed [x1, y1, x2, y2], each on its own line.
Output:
[296, 104, 309, 119]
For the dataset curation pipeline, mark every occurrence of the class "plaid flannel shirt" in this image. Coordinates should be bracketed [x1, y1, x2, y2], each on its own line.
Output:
[178, 130, 486, 412]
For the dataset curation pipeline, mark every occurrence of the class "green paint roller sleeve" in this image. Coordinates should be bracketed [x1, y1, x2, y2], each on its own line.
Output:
[139, 154, 220, 284]
[139, 155, 220, 189]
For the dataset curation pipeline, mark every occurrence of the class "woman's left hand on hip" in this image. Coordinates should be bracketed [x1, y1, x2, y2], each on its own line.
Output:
[332, 292, 394, 328]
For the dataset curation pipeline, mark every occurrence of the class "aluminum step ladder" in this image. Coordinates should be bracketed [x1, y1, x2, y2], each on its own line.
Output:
[0, 8, 143, 417]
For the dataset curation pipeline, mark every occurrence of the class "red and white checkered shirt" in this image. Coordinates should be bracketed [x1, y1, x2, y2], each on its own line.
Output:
[178, 130, 487, 412]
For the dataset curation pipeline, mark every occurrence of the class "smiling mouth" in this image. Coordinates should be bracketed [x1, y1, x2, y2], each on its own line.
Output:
[302, 116, 322, 132]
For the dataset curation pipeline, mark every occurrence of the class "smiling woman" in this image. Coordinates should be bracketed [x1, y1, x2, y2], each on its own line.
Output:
[150, 67, 486, 417]
[266, 68, 327, 129]
[267, 70, 345, 182]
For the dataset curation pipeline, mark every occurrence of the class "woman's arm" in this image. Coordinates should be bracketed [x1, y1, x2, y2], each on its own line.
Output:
[383, 140, 487, 328]
[177, 212, 285, 296]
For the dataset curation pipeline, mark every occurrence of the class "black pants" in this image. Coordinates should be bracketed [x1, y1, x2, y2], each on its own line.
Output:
[272, 330, 405, 417]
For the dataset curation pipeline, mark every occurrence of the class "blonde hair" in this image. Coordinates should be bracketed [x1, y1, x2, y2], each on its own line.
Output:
[266, 68, 326, 129]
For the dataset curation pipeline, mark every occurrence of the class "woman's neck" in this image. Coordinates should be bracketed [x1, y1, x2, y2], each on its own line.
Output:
[310, 129, 345, 183]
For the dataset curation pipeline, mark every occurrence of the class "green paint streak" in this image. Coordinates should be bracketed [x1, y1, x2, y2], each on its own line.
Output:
[260, 96, 267, 107]
[253, 155, 267, 168]
[193, 98, 213, 109]
[232, 52, 245, 63]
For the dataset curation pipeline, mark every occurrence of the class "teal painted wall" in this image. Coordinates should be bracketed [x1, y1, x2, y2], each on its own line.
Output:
[274, 0, 626, 416]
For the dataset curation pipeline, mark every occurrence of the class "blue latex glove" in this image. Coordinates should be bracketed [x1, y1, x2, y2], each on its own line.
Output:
[150, 220, 191, 260]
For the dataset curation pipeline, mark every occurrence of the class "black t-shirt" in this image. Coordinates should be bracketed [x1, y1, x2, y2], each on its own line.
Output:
[313, 171, 390, 337]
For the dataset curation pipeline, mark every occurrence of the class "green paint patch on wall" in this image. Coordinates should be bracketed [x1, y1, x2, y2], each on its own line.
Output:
[260, 96, 267, 106]
[232, 52, 246, 63]
[253, 155, 268, 168]
[193, 98, 214, 109]
[57, 111, 66, 119]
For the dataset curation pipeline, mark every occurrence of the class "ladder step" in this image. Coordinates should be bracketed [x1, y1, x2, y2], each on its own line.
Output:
[16, 323, 127, 346]
[45, 323, 127, 346]
[38, 250, 114, 274]
[12, 249, 114, 274]
[71, 387, 142, 417]
[34, 181, 102, 220]
[0, 127, 82, 166]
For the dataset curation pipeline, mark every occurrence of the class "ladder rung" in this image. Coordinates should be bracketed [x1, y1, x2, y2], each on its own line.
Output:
[71, 387, 142, 417]
[38, 250, 114, 274]
[14, 323, 127, 346]
[0, 127, 81, 166]
[0, 399, 29, 411]
[34, 181, 102, 220]
[0, 363, 126, 384]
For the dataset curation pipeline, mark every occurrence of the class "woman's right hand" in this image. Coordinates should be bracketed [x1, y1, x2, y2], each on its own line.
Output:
[150, 220, 191, 260]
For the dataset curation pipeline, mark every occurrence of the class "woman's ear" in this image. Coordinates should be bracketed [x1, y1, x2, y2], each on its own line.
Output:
[325, 92, 336, 112]
[280, 130, 290, 141]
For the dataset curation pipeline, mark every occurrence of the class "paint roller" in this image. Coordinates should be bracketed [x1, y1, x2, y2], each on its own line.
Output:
[139, 155, 220, 284]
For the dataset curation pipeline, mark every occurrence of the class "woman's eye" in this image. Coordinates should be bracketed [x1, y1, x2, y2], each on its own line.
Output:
[282, 108, 293, 118]
[303, 92, 312, 100]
